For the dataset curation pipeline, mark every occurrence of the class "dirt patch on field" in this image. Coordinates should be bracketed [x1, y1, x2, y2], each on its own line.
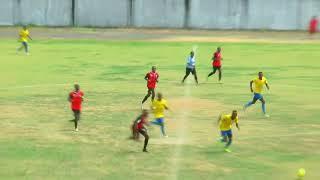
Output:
[2, 27, 320, 43]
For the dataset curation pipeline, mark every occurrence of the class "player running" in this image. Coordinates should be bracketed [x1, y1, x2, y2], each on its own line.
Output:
[207, 47, 222, 82]
[182, 51, 198, 84]
[243, 72, 270, 117]
[141, 66, 159, 107]
[17, 26, 32, 55]
[132, 110, 150, 152]
[68, 84, 84, 131]
[309, 16, 318, 36]
[151, 92, 169, 137]
[217, 110, 240, 153]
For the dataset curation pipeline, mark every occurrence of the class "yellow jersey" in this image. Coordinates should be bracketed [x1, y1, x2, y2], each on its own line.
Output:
[252, 77, 268, 94]
[152, 99, 167, 118]
[219, 114, 238, 131]
[19, 29, 29, 42]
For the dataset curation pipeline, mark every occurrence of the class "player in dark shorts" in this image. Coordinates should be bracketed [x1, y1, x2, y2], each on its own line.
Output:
[132, 110, 150, 152]
[68, 84, 84, 131]
[182, 51, 198, 84]
[207, 47, 222, 82]
[141, 66, 159, 107]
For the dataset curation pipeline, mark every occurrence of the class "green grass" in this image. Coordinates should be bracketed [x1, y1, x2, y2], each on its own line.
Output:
[1, 38, 320, 180]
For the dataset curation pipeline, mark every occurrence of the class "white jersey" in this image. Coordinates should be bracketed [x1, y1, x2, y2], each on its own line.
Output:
[186, 55, 196, 69]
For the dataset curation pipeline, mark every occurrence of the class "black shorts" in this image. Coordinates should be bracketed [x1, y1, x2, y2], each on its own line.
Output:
[213, 66, 221, 71]
[72, 109, 81, 114]
[186, 67, 196, 75]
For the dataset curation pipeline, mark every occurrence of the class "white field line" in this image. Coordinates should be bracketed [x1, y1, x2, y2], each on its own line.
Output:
[168, 78, 192, 180]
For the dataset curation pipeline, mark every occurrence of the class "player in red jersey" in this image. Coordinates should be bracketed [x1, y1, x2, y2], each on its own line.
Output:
[309, 16, 318, 35]
[141, 66, 159, 105]
[207, 47, 223, 82]
[132, 110, 150, 152]
[68, 84, 84, 131]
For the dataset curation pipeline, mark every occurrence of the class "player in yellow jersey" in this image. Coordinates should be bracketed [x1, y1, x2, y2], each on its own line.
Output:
[17, 26, 32, 55]
[151, 92, 169, 137]
[244, 72, 270, 117]
[217, 110, 240, 152]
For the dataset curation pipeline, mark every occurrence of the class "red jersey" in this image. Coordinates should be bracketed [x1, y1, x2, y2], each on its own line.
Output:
[69, 91, 84, 110]
[212, 51, 222, 67]
[136, 115, 147, 130]
[145, 71, 159, 89]
[309, 18, 318, 33]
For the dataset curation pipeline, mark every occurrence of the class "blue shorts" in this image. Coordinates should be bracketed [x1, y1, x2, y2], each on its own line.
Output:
[253, 93, 263, 100]
[221, 129, 232, 137]
[153, 118, 164, 124]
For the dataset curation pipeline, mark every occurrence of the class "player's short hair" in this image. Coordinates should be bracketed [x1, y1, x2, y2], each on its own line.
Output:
[74, 84, 80, 89]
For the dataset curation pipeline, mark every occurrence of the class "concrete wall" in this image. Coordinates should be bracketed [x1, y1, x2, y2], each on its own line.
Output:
[0, 0, 72, 26]
[246, 0, 299, 30]
[188, 0, 246, 29]
[0, 0, 319, 30]
[298, 0, 320, 29]
[133, 0, 185, 28]
[75, 0, 130, 27]
[0, 0, 14, 25]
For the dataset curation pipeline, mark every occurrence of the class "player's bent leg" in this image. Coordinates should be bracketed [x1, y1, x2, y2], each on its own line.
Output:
[207, 67, 217, 78]
[23, 42, 29, 53]
[182, 68, 191, 83]
[244, 97, 258, 110]
[192, 69, 199, 84]
[151, 120, 161, 126]
[260, 98, 269, 116]
[151, 89, 155, 101]
[73, 110, 80, 131]
[224, 131, 233, 152]
[160, 123, 167, 137]
[226, 133, 232, 148]
[142, 89, 152, 104]
[139, 129, 149, 152]
[220, 131, 228, 142]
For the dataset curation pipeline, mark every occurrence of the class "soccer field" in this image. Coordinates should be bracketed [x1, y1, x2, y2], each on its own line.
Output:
[1, 28, 320, 180]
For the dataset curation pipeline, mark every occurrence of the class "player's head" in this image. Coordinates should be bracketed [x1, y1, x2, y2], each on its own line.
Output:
[23, 25, 27, 30]
[231, 110, 238, 119]
[190, 51, 194, 57]
[151, 66, 156, 72]
[217, 47, 221, 52]
[74, 84, 80, 91]
[141, 109, 149, 117]
[157, 92, 163, 100]
[258, 72, 263, 79]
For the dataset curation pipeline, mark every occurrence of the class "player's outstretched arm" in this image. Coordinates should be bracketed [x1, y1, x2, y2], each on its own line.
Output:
[28, 35, 32, 40]
[265, 83, 270, 90]
[236, 123, 240, 131]
[250, 81, 254, 92]
[217, 114, 222, 125]
[68, 94, 72, 102]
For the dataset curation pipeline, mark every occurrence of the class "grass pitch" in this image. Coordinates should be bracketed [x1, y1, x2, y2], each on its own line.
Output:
[0, 28, 320, 180]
